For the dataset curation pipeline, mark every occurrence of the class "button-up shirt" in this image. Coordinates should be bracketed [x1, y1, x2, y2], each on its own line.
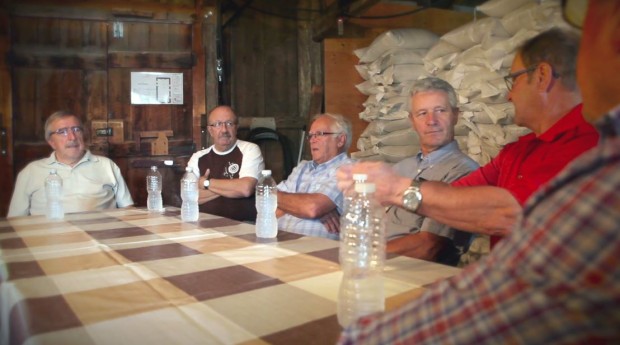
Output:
[277, 153, 353, 240]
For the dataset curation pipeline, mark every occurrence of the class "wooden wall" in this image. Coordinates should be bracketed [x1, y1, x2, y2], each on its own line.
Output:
[1, 0, 211, 213]
[222, 0, 323, 164]
[0, 0, 477, 215]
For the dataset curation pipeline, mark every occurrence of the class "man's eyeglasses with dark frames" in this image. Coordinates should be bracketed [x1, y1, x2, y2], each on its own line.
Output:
[208, 121, 237, 128]
[50, 126, 84, 137]
[307, 131, 341, 140]
[504, 66, 537, 91]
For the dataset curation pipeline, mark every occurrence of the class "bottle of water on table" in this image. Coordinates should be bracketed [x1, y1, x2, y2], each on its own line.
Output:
[181, 166, 199, 222]
[340, 173, 367, 263]
[255, 170, 278, 238]
[338, 182, 385, 327]
[45, 169, 64, 220]
[146, 165, 163, 213]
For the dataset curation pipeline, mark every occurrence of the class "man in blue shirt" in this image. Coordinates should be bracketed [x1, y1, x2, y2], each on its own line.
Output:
[276, 113, 353, 240]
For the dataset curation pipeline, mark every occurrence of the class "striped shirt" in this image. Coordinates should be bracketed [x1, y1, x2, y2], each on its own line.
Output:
[277, 153, 353, 240]
[338, 105, 620, 344]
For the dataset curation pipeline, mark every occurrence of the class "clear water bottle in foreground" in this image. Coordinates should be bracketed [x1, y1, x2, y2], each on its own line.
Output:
[338, 273, 384, 327]
[146, 166, 164, 213]
[340, 173, 367, 263]
[255, 169, 278, 238]
[342, 173, 367, 212]
[338, 182, 385, 327]
[181, 167, 199, 222]
[45, 169, 64, 220]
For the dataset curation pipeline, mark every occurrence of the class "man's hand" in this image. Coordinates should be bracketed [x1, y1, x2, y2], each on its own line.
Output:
[198, 168, 211, 188]
[337, 162, 410, 207]
[320, 209, 341, 234]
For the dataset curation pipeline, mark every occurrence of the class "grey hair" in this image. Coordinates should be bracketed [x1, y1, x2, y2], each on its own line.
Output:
[44, 110, 82, 140]
[408, 77, 459, 112]
[518, 28, 580, 91]
[311, 112, 353, 152]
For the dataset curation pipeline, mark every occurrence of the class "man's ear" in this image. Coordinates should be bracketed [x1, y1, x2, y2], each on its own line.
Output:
[536, 62, 556, 92]
[337, 134, 346, 149]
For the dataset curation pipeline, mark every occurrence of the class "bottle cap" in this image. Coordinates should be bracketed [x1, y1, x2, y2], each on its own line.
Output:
[354, 182, 375, 193]
[352, 173, 367, 181]
[50, 169, 57, 174]
[151, 166, 158, 171]
[261, 170, 272, 176]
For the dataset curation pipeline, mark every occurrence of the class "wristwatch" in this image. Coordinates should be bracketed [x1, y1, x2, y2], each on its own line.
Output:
[203, 179, 210, 190]
[402, 179, 423, 213]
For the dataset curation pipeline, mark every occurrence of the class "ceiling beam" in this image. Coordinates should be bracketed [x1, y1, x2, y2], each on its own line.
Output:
[312, 0, 382, 42]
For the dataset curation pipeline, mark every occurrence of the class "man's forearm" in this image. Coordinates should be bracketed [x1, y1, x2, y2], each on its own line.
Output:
[204, 177, 256, 198]
[386, 232, 446, 261]
[277, 191, 336, 219]
[417, 182, 521, 237]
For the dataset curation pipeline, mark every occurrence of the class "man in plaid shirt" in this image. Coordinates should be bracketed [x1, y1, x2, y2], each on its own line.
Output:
[337, 0, 620, 343]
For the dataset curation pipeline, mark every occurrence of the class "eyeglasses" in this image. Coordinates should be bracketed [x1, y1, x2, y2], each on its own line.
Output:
[50, 126, 84, 137]
[561, 0, 587, 29]
[504, 66, 537, 91]
[307, 131, 341, 140]
[208, 121, 237, 128]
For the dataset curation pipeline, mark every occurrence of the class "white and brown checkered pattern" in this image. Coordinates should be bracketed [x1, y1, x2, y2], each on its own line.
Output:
[0, 208, 459, 345]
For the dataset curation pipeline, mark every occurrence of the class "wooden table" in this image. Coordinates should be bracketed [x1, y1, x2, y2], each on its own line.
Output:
[0, 208, 460, 345]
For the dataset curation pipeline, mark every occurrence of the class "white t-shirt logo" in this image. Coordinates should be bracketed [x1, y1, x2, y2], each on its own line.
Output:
[227, 162, 240, 175]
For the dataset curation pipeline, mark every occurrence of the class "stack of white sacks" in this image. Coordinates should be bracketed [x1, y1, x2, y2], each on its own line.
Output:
[353, 0, 572, 165]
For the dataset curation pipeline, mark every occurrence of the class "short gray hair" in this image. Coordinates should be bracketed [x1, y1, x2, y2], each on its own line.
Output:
[44, 110, 82, 140]
[518, 28, 580, 91]
[311, 113, 352, 152]
[409, 77, 459, 111]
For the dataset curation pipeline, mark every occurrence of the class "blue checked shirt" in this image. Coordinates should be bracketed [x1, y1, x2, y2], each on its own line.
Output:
[277, 153, 353, 240]
[339, 105, 620, 344]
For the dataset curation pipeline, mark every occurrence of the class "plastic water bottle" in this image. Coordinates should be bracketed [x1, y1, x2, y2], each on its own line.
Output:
[337, 182, 385, 327]
[180, 167, 199, 222]
[255, 170, 278, 238]
[146, 166, 164, 213]
[340, 173, 367, 263]
[343, 174, 368, 211]
[45, 169, 64, 220]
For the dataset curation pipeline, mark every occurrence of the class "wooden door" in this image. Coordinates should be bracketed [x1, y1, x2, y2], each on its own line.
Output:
[3, 2, 211, 213]
[0, 7, 13, 217]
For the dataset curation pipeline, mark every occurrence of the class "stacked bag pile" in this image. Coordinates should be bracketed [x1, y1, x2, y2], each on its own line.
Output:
[353, 28, 439, 162]
[353, 0, 572, 165]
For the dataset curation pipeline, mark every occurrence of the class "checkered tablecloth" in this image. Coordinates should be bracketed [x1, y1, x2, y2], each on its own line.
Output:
[0, 208, 460, 345]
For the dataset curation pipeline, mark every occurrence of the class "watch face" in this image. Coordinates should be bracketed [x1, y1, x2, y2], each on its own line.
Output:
[203, 180, 210, 188]
[403, 188, 421, 212]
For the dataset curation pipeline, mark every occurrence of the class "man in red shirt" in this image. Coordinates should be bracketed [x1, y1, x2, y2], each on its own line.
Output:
[452, 28, 599, 248]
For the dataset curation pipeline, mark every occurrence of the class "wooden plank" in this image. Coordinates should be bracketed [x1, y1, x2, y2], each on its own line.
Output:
[203, 5, 218, 143]
[324, 36, 375, 154]
[85, 70, 108, 121]
[8, 3, 196, 24]
[108, 51, 193, 68]
[10, 47, 107, 69]
[139, 130, 174, 138]
[0, 6, 14, 216]
[297, 20, 323, 121]
[263, 6, 298, 118]
[229, 9, 264, 116]
[347, 5, 475, 35]
[191, 1, 207, 149]
[312, 0, 382, 42]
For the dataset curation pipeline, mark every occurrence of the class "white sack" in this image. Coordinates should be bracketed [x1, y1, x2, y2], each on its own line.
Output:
[356, 29, 439, 63]
[476, 0, 535, 18]
[441, 17, 510, 51]
[370, 128, 418, 147]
